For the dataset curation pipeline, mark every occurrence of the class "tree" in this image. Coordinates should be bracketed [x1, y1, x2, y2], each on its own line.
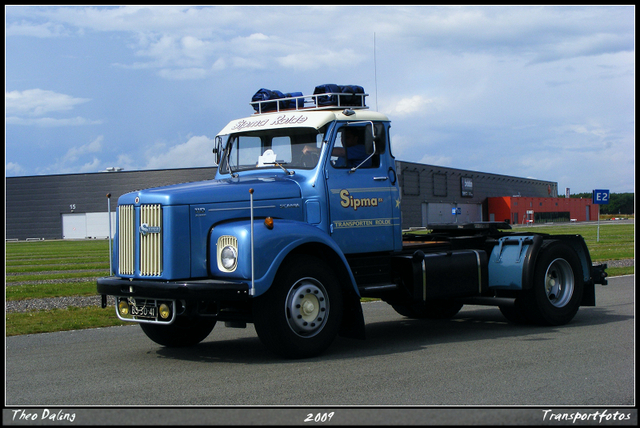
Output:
[569, 192, 635, 215]
[602, 193, 634, 215]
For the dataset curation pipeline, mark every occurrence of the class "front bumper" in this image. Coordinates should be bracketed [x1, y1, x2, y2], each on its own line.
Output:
[97, 276, 250, 308]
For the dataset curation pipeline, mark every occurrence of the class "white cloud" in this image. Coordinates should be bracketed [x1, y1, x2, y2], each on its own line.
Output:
[115, 154, 134, 169]
[247, 33, 268, 41]
[9, 6, 375, 77]
[158, 67, 208, 80]
[5, 21, 69, 37]
[211, 58, 227, 71]
[5, 162, 26, 175]
[554, 123, 609, 140]
[34, 136, 107, 174]
[5, 89, 90, 116]
[4, 6, 634, 192]
[5, 89, 100, 127]
[417, 154, 453, 167]
[384, 95, 438, 117]
[388, 133, 453, 167]
[6, 116, 102, 127]
[78, 157, 102, 173]
[62, 136, 103, 163]
[230, 56, 267, 70]
[145, 135, 216, 170]
[10, 6, 634, 68]
[277, 49, 365, 71]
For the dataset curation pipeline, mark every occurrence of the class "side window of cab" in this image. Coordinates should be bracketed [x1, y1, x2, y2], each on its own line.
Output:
[331, 126, 382, 169]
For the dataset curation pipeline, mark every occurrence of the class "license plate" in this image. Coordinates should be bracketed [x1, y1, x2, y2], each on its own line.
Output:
[130, 303, 157, 319]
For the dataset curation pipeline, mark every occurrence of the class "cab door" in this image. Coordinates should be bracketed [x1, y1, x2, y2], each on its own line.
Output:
[325, 122, 400, 254]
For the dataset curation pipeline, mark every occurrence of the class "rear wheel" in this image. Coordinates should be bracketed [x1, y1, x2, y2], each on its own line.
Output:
[253, 255, 343, 359]
[508, 241, 584, 326]
[140, 317, 216, 347]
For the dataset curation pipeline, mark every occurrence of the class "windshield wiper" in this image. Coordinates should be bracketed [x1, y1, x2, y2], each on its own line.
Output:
[265, 161, 294, 175]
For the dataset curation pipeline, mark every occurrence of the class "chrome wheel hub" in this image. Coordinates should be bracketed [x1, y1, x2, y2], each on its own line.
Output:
[285, 278, 329, 337]
[544, 258, 574, 308]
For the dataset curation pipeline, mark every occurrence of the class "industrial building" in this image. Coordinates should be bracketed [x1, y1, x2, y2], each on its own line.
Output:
[397, 161, 560, 227]
[5, 161, 592, 241]
[488, 196, 596, 225]
[5, 167, 216, 241]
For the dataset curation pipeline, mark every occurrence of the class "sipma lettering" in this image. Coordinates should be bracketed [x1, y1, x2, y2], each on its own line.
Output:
[340, 189, 383, 211]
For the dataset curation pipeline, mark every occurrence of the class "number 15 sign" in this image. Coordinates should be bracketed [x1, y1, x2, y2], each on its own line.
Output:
[592, 189, 610, 205]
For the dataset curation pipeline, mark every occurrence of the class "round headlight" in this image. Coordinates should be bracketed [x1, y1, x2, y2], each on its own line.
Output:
[220, 245, 237, 270]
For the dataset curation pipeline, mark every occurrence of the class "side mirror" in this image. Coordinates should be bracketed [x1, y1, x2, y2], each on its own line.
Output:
[212, 136, 223, 166]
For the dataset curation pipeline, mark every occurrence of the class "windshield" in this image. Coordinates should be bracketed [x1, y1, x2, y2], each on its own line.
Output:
[219, 127, 326, 175]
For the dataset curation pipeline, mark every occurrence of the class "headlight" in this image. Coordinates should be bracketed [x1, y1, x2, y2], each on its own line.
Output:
[217, 235, 238, 272]
[221, 245, 238, 270]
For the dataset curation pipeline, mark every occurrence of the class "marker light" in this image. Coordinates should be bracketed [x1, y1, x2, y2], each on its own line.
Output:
[264, 217, 274, 230]
[118, 300, 130, 316]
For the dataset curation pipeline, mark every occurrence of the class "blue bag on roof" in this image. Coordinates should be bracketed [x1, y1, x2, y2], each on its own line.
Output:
[251, 88, 284, 112]
[339, 85, 365, 106]
[313, 84, 341, 106]
[313, 84, 365, 107]
[281, 92, 304, 110]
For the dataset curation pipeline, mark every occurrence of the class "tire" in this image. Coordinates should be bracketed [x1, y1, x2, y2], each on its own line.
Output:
[140, 317, 216, 347]
[518, 241, 584, 326]
[253, 255, 343, 359]
[391, 299, 463, 319]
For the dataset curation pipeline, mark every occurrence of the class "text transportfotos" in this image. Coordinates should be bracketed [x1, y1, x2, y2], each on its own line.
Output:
[542, 409, 631, 423]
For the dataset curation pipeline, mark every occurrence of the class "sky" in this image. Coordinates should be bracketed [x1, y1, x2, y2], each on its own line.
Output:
[5, 5, 635, 193]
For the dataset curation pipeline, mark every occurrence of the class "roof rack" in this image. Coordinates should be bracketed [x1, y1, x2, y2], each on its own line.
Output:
[250, 92, 369, 115]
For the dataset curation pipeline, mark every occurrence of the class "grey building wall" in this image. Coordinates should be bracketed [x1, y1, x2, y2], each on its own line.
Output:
[5, 167, 217, 240]
[5, 163, 557, 240]
[396, 161, 558, 228]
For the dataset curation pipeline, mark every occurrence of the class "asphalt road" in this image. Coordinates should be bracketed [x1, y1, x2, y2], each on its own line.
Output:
[5, 275, 635, 425]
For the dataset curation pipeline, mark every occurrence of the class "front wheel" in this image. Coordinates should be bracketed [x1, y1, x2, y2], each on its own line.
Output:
[140, 317, 216, 347]
[253, 255, 343, 359]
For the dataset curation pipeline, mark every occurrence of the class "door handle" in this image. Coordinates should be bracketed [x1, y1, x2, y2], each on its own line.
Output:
[373, 176, 389, 181]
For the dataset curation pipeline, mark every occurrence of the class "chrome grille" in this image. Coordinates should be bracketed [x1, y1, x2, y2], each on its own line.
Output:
[140, 204, 163, 276]
[117, 204, 163, 276]
[118, 205, 135, 275]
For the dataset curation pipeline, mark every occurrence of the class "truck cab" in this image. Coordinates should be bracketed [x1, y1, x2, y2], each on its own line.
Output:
[97, 85, 607, 359]
[213, 103, 401, 255]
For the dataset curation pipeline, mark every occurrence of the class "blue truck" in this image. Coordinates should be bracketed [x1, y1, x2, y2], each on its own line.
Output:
[97, 85, 608, 359]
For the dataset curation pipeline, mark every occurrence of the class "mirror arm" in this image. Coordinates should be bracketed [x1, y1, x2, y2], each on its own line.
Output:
[349, 143, 377, 173]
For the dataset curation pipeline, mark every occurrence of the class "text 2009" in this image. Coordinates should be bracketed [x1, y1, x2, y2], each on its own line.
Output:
[304, 412, 335, 423]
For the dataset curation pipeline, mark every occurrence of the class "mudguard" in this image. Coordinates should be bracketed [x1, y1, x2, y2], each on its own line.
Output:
[209, 218, 359, 298]
[488, 235, 541, 290]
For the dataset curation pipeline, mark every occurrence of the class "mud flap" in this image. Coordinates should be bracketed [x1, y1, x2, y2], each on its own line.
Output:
[338, 294, 366, 340]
